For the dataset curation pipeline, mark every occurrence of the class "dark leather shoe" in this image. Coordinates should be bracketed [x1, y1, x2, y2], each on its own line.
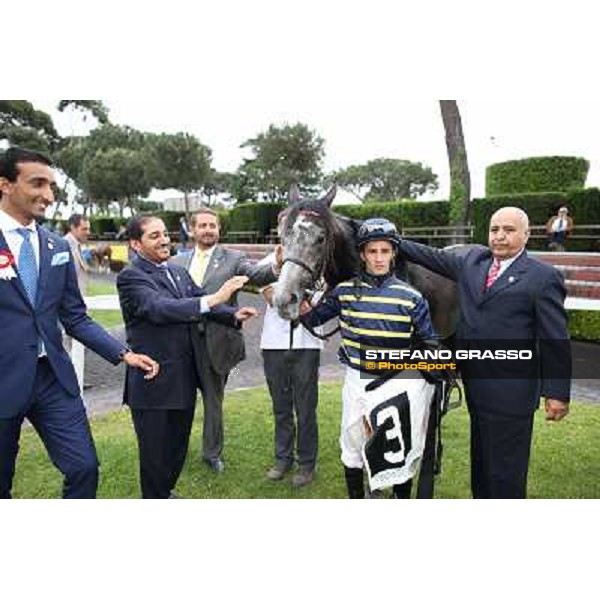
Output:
[204, 457, 225, 474]
[266, 463, 292, 481]
[292, 468, 314, 488]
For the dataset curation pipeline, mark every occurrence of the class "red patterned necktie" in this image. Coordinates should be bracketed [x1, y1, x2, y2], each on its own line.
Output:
[485, 259, 501, 290]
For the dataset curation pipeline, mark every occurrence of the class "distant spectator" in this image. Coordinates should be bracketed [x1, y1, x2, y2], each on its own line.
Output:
[64, 214, 91, 295]
[115, 224, 127, 241]
[179, 216, 190, 250]
[546, 206, 574, 252]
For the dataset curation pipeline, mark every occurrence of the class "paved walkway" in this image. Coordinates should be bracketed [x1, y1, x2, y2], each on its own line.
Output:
[82, 278, 600, 416]
[83, 291, 346, 416]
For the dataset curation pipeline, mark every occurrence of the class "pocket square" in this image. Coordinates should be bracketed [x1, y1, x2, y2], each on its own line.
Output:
[51, 251, 70, 266]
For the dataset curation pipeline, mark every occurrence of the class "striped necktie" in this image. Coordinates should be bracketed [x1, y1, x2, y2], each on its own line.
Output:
[485, 259, 501, 290]
[16, 228, 38, 305]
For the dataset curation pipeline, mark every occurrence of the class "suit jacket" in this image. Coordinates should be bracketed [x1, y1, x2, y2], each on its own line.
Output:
[397, 241, 571, 415]
[545, 215, 574, 235]
[117, 254, 238, 409]
[0, 225, 126, 418]
[63, 232, 89, 294]
[170, 245, 276, 374]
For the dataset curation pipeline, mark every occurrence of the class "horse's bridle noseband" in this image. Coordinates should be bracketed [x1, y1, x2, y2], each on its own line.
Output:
[280, 209, 326, 285]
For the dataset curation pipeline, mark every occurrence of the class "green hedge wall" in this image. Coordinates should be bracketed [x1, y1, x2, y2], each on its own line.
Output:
[148, 211, 184, 232]
[335, 200, 449, 229]
[228, 202, 283, 237]
[486, 156, 589, 196]
[89, 217, 122, 235]
[472, 188, 600, 250]
[567, 310, 600, 341]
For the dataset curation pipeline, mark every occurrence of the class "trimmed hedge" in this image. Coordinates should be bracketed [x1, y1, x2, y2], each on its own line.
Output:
[486, 156, 589, 196]
[89, 217, 120, 235]
[568, 310, 600, 342]
[472, 188, 600, 250]
[149, 211, 184, 232]
[335, 200, 449, 229]
[228, 202, 282, 238]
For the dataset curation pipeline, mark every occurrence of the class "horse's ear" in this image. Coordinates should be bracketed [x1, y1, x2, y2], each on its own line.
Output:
[288, 183, 301, 205]
[322, 184, 337, 207]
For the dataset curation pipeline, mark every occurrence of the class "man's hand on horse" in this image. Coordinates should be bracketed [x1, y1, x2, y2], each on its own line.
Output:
[235, 307, 259, 322]
[544, 398, 569, 421]
[299, 299, 312, 316]
[207, 275, 249, 306]
[123, 352, 160, 380]
[274, 245, 284, 274]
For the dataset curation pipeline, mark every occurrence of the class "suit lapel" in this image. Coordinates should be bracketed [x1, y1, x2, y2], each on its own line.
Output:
[473, 253, 493, 305]
[480, 251, 528, 306]
[133, 255, 181, 298]
[0, 229, 31, 307]
[36, 225, 52, 308]
[203, 246, 223, 286]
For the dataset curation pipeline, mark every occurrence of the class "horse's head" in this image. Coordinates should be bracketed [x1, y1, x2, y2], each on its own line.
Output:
[273, 184, 337, 320]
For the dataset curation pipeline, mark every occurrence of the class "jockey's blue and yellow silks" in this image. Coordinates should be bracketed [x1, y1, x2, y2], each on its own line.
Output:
[302, 273, 436, 372]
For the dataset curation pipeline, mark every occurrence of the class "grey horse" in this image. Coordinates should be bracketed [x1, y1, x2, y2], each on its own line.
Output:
[272, 185, 462, 339]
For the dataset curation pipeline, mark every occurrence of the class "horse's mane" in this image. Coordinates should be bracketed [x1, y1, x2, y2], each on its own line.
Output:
[285, 199, 411, 287]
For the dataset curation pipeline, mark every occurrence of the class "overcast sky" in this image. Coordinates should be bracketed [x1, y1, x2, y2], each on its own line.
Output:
[26, 1, 599, 205]
[44, 97, 600, 204]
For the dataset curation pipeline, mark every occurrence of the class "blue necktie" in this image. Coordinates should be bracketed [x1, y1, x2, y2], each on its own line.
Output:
[16, 228, 38, 306]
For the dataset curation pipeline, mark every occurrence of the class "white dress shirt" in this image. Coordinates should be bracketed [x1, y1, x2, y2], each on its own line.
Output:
[494, 248, 525, 279]
[0, 209, 40, 272]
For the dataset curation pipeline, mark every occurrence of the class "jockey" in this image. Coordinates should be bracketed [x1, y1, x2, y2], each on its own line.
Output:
[301, 218, 437, 499]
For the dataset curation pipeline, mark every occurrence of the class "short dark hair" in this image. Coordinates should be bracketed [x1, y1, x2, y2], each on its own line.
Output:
[0, 146, 53, 182]
[68, 214, 89, 229]
[126, 215, 159, 241]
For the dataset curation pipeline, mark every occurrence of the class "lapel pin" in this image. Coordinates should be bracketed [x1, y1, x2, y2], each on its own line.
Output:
[508, 276, 515, 283]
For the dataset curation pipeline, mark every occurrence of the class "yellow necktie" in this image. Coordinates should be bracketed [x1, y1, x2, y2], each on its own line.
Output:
[190, 250, 208, 285]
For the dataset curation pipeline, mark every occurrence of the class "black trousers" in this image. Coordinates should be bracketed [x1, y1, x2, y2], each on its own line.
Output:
[468, 406, 535, 499]
[131, 407, 195, 499]
[262, 349, 320, 470]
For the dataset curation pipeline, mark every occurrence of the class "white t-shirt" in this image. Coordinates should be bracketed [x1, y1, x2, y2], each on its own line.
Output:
[258, 252, 324, 350]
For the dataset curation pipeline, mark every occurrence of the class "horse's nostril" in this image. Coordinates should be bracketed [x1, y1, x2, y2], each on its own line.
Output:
[289, 293, 298, 303]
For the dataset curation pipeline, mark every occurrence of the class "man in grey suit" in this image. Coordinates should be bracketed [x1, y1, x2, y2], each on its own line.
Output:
[170, 207, 280, 473]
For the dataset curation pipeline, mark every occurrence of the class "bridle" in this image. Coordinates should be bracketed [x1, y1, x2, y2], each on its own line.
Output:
[280, 209, 327, 287]
[279, 209, 339, 345]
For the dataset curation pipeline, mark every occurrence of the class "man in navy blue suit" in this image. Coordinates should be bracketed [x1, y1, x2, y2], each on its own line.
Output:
[0, 147, 159, 499]
[117, 215, 257, 498]
[396, 207, 571, 498]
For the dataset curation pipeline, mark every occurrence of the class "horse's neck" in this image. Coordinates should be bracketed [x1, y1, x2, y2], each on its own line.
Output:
[325, 215, 360, 286]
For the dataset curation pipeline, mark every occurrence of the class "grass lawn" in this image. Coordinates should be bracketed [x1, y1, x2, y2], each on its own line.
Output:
[86, 280, 117, 296]
[88, 309, 123, 329]
[85, 280, 123, 328]
[12, 382, 600, 499]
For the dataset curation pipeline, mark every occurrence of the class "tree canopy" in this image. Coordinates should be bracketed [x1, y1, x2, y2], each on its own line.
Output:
[332, 158, 438, 202]
[238, 122, 325, 200]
